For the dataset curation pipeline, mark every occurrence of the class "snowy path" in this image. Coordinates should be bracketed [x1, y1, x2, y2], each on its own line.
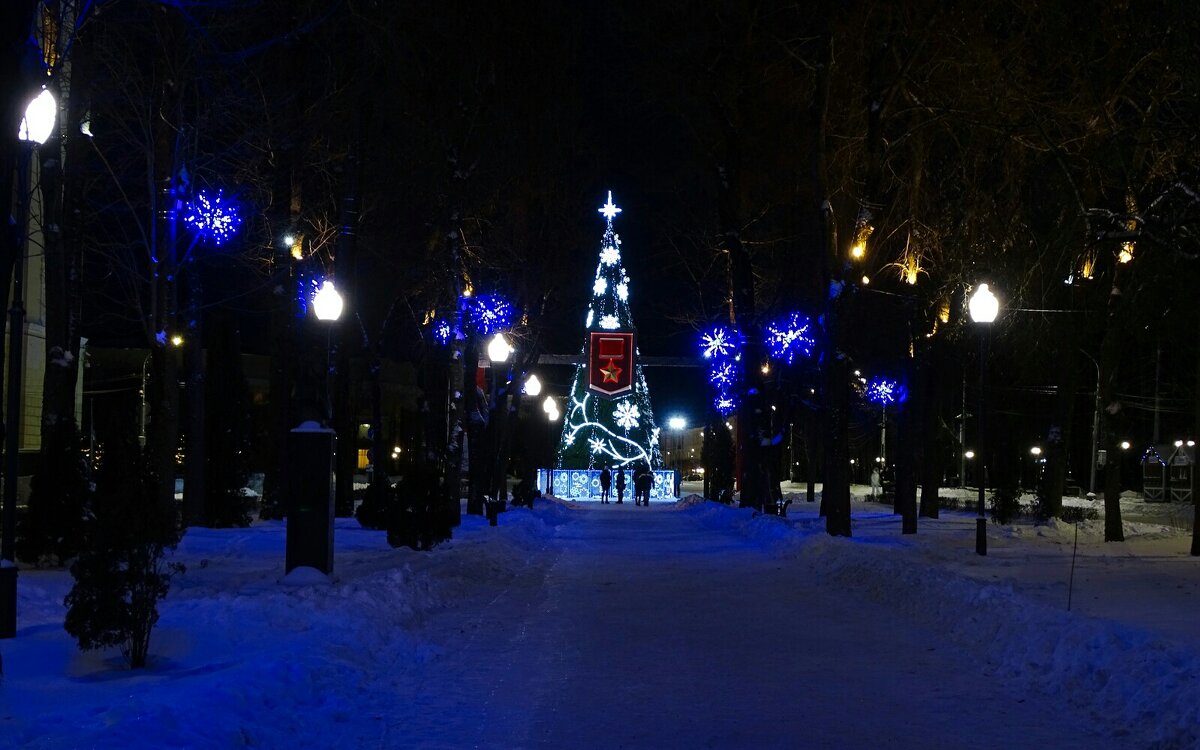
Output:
[396, 505, 1126, 749]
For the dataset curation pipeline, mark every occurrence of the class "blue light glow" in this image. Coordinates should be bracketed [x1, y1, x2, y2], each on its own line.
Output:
[183, 189, 242, 245]
[700, 325, 739, 360]
[866, 377, 905, 405]
[461, 294, 513, 336]
[714, 392, 737, 415]
[432, 318, 453, 345]
[708, 360, 740, 390]
[765, 312, 816, 365]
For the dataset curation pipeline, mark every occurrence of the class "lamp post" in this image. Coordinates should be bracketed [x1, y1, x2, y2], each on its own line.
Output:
[312, 279, 344, 423]
[668, 415, 687, 496]
[969, 283, 999, 556]
[3, 88, 57, 638]
[486, 333, 512, 519]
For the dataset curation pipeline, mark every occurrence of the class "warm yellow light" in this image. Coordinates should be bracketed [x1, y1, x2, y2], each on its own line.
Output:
[1079, 253, 1096, 279]
[761, 363, 770, 375]
[170, 334, 184, 347]
[291, 245, 303, 261]
[1118, 243, 1134, 264]
[1120, 441, 1131, 450]
[850, 242, 865, 260]
[964, 450, 976, 459]
[462, 284, 473, 298]
[861, 275, 870, 285]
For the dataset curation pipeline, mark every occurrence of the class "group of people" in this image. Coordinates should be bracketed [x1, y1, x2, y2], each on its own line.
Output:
[597, 464, 655, 506]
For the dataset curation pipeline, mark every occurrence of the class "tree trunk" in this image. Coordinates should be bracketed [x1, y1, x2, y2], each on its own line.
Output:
[1042, 345, 1079, 519]
[1098, 272, 1126, 542]
[897, 343, 919, 535]
[919, 338, 945, 519]
[463, 340, 486, 516]
[181, 264, 205, 525]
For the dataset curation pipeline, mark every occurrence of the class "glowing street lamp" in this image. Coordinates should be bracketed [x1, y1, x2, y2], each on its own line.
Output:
[487, 332, 512, 363]
[523, 373, 542, 397]
[313, 280, 344, 322]
[18, 88, 56, 145]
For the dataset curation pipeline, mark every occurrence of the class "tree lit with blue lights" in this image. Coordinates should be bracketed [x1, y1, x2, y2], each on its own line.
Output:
[182, 189, 242, 245]
[461, 293, 513, 336]
[701, 325, 739, 360]
[764, 312, 816, 365]
[865, 377, 905, 405]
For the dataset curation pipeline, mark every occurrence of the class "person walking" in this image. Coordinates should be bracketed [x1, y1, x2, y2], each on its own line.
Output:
[615, 467, 626, 504]
[599, 466, 612, 504]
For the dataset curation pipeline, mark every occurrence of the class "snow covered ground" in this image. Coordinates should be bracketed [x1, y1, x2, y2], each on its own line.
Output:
[2, 490, 1199, 748]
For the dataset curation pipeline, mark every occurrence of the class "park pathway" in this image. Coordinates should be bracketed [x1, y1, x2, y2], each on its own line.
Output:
[392, 504, 1126, 749]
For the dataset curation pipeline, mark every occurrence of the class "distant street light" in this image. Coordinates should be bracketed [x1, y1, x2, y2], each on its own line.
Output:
[969, 283, 999, 556]
[1030, 446, 1042, 456]
[523, 373, 542, 397]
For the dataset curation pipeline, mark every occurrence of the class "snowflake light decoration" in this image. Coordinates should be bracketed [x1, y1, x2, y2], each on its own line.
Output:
[715, 393, 737, 415]
[589, 436, 607, 454]
[701, 325, 739, 360]
[593, 277, 608, 296]
[432, 318, 452, 346]
[765, 312, 816, 365]
[183, 189, 242, 245]
[709, 360, 740, 389]
[614, 401, 641, 430]
[599, 314, 620, 329]
[865, 377, 905, 405]
[461, 293, 513, 336]
[616, 282, 628, 301]
[600, 245, 620, 265]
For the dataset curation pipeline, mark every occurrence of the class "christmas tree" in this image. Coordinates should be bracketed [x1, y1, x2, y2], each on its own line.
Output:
[556, 192, 664, 475]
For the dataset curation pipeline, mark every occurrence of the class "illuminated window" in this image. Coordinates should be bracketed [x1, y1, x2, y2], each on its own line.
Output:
[357, 449, 370, 469]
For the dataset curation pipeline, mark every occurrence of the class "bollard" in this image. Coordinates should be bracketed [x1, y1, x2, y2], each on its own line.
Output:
[486, 500, 499, 526]
[285, 422, 336, 575]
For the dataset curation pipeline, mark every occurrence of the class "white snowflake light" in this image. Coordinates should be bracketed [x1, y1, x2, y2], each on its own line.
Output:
[586, 309, 594, 327]
[616, 282, 628, 301]
[593, 277, 608, 296]
[599, 314, 619, 329]
[600, 245, 620, 266]
[614, 401, 641, 430]
[589, 437, 607, 454]
[650, 427, 660, 447]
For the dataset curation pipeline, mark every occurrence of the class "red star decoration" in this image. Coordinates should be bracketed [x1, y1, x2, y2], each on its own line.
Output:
[600, 359, 622, 383]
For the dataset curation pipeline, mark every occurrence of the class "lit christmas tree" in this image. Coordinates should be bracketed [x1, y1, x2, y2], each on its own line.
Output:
[554, 192, 666, 496]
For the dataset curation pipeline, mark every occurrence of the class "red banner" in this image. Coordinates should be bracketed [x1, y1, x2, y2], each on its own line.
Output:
[588, 330, 635, 398]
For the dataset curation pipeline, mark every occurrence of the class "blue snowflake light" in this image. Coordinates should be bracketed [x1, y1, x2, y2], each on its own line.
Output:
[700, 325, 739, 360]
[432, 318, 453, 346]
[183, 189, 242, 245]
[765, 312, 816, 365]
[865, 377, 906, 405]
[461, 293, 513, 336]
[714, 392, 737, 416]
[709, 360, 740, 390]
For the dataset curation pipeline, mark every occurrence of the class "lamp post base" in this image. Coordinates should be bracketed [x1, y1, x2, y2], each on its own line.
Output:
[975, 517, 988, 556]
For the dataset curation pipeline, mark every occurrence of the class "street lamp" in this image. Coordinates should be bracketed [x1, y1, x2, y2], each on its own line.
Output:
[3, 87, 58, 638]
[312, 280, 343, 423]
[523, 373, 542, 397]
[969, 283, 999, 556]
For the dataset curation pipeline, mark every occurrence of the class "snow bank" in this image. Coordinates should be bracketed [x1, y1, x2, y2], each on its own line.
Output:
[685, 501, 1200, 749]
